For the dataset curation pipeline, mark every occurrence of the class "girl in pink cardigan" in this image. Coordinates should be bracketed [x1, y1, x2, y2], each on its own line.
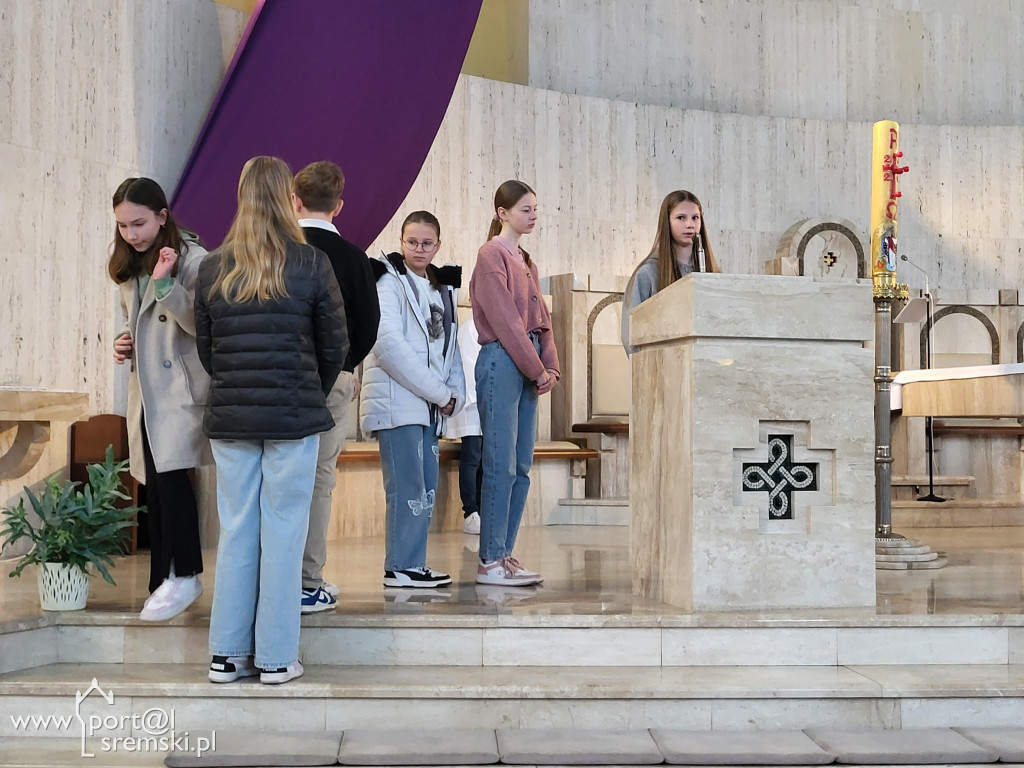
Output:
[469, 180, 560, 586]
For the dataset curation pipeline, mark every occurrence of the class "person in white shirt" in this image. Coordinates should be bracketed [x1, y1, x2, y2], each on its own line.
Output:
[444, 309, 483, 534]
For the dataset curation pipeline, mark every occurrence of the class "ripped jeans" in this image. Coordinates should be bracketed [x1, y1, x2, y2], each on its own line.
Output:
[378, 423, 440, 572]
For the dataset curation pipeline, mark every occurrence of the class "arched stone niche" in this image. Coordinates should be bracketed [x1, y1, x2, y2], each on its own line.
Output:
[923, 306, 999, 368]
[767, 218, 867, 279]
[586, 295, 630, 419]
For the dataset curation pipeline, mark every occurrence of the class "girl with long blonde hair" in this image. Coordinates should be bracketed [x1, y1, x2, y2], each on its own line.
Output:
[195, 156, 348, 685]
[621, 190, 720, 354]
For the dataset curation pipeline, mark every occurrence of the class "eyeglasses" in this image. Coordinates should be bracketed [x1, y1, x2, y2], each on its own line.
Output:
[402, 239, 438, 252]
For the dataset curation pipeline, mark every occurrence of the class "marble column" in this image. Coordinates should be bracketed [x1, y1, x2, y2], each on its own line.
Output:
[629, 273, 876, 611]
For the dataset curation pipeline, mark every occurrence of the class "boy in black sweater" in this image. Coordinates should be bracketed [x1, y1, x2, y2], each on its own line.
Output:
[292, 161, 381, 612]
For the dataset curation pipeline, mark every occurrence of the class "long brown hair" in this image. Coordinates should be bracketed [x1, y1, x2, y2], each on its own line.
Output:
[211, 156, 306, 303]
[107, 178, 184, 284]
[486, 179, 535, 267]
[650, 190, 720, 291]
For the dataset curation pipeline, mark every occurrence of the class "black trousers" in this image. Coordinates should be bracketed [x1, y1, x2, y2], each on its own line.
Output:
[140, 416, 203, 593]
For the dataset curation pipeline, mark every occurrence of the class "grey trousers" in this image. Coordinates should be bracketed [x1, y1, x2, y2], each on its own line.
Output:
[301, 371, 355, 589]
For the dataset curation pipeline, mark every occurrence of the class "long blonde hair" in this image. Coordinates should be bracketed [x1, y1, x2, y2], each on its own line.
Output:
[212, 156, 305, 303]
[651, 190, 720, 291]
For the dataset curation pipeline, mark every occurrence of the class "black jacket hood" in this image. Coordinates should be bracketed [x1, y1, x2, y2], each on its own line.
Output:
[372, 252, 462, 288]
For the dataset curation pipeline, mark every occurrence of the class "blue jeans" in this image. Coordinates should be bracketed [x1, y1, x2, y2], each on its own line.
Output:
[458, 435, 483, 517]
[208, 435, 318, 669]
[378, 424, 439, 571]
[476, 339, 539, 563]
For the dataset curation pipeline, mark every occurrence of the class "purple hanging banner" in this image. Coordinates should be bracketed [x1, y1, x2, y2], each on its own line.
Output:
[172, 0, 482, 251]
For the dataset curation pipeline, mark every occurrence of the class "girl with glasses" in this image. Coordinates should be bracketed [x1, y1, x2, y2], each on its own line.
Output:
[470, 180, 560, 587]
[360, 211, 466, 589]
[621, 190, 720, 355]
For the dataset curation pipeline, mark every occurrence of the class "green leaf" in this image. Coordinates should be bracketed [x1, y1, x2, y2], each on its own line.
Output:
[1, 444, 143, 589]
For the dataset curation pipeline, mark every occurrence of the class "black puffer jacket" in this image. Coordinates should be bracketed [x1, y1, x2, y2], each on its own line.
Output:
[194, 240, 348, 440]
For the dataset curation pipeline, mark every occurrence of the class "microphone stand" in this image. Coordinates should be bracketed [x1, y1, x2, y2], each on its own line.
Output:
[900, 255, 945, 503]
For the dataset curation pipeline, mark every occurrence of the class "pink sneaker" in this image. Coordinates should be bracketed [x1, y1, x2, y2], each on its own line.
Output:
[475, 558, 543, 586]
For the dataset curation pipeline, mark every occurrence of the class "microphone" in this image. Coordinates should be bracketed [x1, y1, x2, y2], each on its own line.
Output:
[899, 254, 930, 298]
[696, 233, 706, 273]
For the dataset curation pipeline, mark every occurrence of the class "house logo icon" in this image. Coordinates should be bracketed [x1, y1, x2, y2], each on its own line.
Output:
[75, 678, 114, 758]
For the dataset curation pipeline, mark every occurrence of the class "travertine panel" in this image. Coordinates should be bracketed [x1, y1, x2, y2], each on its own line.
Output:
[529, 0, 1024, 125]
[1, 0, 246, 416]
[369, 75, 1024, 312]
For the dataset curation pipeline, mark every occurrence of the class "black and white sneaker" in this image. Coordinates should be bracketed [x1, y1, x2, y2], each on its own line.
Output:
[260, 660, 303, 685]
[208, 655, 259, 683]
[383, 567, 452, 588]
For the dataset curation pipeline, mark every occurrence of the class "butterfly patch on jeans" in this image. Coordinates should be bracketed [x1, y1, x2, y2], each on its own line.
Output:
[407, 489, 436, 518]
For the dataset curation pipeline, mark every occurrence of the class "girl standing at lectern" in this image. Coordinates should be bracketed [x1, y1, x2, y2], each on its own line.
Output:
[621, 190, 720, 355]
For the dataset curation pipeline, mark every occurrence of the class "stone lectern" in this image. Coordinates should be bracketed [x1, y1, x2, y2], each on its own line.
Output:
[629, 273, 876, 611]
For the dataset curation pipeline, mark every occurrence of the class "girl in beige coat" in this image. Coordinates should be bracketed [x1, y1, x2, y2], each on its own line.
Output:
[109, 178, 210, 621]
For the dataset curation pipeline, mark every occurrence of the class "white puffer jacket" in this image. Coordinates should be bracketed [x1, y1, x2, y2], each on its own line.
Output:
[360, 253, 466, 436]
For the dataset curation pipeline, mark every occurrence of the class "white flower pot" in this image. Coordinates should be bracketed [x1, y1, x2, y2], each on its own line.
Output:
[37, 563, 90, 611]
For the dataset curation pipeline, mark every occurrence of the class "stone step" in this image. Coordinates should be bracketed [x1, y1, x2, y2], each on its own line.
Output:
[3, 663, 1024, 735]
[875, 551, 940, 563]
[3, 725, 1024, 768]
[875, 537, 924, 549]
[551, 497, 630, 525]
[557, 497, 630, 506]
[875, 544, 932, 555]
[877, 555, 950, 570]
[892, 497, 1024, 528]
[5, 615, 1024, 671]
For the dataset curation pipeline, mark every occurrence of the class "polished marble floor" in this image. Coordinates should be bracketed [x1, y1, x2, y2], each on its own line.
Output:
[1, 524, 1022, 626]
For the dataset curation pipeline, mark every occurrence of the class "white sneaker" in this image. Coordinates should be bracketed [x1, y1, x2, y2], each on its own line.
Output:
[475, 558, 542, 586]
[462, 512, 481, 534]
[260, 660, 304, 685]
[322, 581, 340, 598]
[140, 576, 203, 621]
[208, 655, 259, 683]
[141, 577, 176, 612]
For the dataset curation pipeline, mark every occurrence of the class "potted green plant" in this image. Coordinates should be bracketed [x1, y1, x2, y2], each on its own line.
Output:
[1, 446, 139, 610]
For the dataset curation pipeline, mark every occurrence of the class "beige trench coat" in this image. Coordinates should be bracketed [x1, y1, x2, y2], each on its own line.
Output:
[117, 240, 211, 484]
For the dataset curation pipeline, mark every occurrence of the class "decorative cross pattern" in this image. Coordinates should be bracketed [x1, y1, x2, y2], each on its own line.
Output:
[823, 251, 837, 269]
[741, 434, 818, 519]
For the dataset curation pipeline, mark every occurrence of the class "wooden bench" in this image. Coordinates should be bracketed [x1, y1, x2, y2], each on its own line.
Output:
[933, 423, 1024, 438]
[571, 418, 629, 499]
[891, 474, 974, 500]
[336, 441, 599, 464]
[328, 439, 599, 539]
[892, 474, 974, 487]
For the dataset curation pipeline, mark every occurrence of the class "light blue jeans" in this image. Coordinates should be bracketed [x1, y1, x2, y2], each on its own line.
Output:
[208, 435, 319, 669]
[378, 424, 439, 572]
[476, 338, 539, 563]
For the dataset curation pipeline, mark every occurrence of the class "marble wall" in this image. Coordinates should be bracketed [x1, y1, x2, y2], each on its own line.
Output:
[368, 74, 1024, 299]
[528, 0, 1024, 126]
[0, 1, 247, 498]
